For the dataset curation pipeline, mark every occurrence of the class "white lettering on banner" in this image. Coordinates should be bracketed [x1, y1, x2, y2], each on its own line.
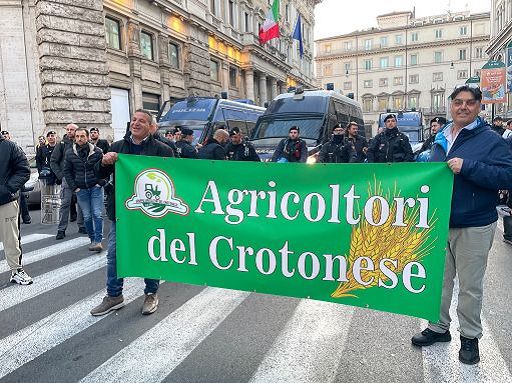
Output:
[146, 231, 428, 292]
[193, 181, 431, 229]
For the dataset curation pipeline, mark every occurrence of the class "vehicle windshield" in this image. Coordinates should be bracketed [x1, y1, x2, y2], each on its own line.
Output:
[158, 123, 205, 146]
[251, 118, 323, 146]
[267, 96, 328, 114]
[400, 130, 421, 144]
[159, 99, 216, 123]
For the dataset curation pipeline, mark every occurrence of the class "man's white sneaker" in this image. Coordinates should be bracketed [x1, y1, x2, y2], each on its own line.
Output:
[10, 268, 33, 285]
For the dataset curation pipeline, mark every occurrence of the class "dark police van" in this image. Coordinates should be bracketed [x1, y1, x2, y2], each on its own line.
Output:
[157, 97, 265, 145]
[249, 89, 364, 162]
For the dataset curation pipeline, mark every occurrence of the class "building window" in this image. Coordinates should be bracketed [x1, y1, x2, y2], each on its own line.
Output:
[395, 34, 403, 45]
[228, 0, 235, 26]
[324, 44, 331, 53]
[245, 12, 250, 32]
[344, 62, 351, 72]
[363, 98, 373, 113]
[364, 59, 372, 71]
[378, 97, 389, 111]
[475, 47, 483, 58]
[379, 78, 388, 87]
[393, 76, 403, 85]
[380, 36, 388, 48]
[364, 39, 372, 50]
[459, 49, 467, 60]
[393, 96, 403, 110]
[363, 80, 373, 88]
[459, 26, 468, 35]
[411, 32, 418, 42]
[434, 51, 443, 63]
[410, 54, 418, 66]
[435, 29, 443, 39]
[394, 56, 403, 67]
[140, 31, 154, 60]
[433, 72, 443, 82]
[457, 70, 468, 80]
[323, 64, 333, 76]
[409, 74, 419, 84]
[142, 92, 160, 115]
[344, 41, 352, 51]
[408, 95, 418, 109]
[210, 59, 219, 81]
[105, 17, 121, 50]
[343, 81, 352, 90]
[169, 42, 180, 69]
[432, 92, 445, 110]
[229, 67, 237, 87]
[380, 57, 389, 69]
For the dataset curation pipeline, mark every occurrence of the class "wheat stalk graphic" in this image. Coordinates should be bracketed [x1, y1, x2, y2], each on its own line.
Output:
[331, 178, 436, 299]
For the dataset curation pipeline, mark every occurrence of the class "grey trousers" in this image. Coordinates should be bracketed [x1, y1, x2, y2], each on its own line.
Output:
[428, 222, 496, 339]
[0, 200, 22, 270]
[58, 178, 84, 232]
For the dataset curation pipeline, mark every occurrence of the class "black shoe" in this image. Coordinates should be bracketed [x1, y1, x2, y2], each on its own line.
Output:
[78, 227, 88, 234]
[56, 230, 66, 240]
[411, 328, 451, 347]
[459, 336, 480, 364]
[22, 217, 31, 224]
[70, 215, 77, 222]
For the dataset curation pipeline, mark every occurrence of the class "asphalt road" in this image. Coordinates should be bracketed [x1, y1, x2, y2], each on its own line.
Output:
[0, 209, 511, 383]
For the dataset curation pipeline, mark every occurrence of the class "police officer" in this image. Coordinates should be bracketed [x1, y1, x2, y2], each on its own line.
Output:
[319, 124, 356, 163]
[89, 127, 110, 154]
[36, 130, 58, 185]
[419, 117, 446, 154]
[225, 127, 260, 161]
[367, 114, 414, 163]
[175, 128, 198, 159]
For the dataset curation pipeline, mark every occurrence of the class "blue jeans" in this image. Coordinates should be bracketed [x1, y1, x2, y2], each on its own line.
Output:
[106, 223, 160, 297]
[76, 186, 104, 243]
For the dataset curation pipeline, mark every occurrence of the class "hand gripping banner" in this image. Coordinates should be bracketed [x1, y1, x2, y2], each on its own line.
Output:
[115, 155, 453, 321]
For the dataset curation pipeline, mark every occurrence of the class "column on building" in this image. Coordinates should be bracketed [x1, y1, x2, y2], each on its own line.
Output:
[221, 61, 229, 92]
[244, 68, 255, 103]
[127, 19, 142, 110]
[259, 73, 267, 106]
[158, 33, 171, 103]
[270, 78, 278, 100]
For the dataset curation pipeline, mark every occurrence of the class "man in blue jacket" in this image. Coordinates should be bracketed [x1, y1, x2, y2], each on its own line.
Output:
[411, 86, 512, 364]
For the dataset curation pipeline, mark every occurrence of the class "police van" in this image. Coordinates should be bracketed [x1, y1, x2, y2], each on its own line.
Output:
[249, 88, 364, 162]
[157, 97, 265, 145]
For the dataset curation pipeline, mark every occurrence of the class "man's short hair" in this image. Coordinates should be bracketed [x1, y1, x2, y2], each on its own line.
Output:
[493, 116, 503, 122]
[384, 114, 396, 122]
[347, 121, 358, 129]
[507, 120, 512, 127]
[449, 85, 482, 102]
[289, 126, 300, 133]
[75, 127, 89, 137]
[134, 109, 155, 125]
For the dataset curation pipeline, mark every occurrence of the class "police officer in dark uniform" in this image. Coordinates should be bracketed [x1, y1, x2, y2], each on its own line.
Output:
[367, 114, 414, 163]
[225, 127, 260, 161]
[319, 124, 356, 163]
[175, 127, 198, 159]
[36, 130, 58, 184]
[419, 116, 446, 154]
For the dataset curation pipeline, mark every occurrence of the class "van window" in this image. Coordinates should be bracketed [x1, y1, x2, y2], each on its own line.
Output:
[267, 96, 328, 114]
[253, 117, 324, 140]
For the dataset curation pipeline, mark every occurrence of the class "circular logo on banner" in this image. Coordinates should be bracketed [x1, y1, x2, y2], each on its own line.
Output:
[125, 169, 189, 218]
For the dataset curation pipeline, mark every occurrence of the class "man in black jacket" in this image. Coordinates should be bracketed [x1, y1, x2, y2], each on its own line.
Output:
[367, 114, 414, 163]
[345, 122, 368, 163]
[319, 125, 356, 163]
[36, 130, 58, 185]
[225, 127, 260, 161]
[419, 117, 446, 154]
[271, 126, 308, 163]
[89, 127, 110, 154]
[90, 109, 174, 317]
[64, 128, 106, 253]
[198, 129, 229, 160]
[0, 134, 32, 285]
[50, 124, 86, 239]
[175, 127, 198, 159]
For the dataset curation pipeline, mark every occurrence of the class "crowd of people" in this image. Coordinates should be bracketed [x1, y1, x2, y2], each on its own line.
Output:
[1, 85, 512, 366]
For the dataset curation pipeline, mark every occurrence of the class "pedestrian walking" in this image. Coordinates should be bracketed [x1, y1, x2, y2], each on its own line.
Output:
[89, 127, 110, 154]
[0, 131, 32, 284]
[225, 127, 260, 161]
[63, 128, 105, 252]
[367, 114, 414, 163]
[175, 127, 198, 159]
[50, 124, 86, 239]
[345, 122, 368, 163]
[271, 126, 308, 163]
[318, 124, 356, 163]
[198, 129, 229, 160]
[411, 85, 512, 365]
[90, 109, 174, 317]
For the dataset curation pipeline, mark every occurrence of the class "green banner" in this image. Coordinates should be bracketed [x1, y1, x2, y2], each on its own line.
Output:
[115, 155, 453, 321]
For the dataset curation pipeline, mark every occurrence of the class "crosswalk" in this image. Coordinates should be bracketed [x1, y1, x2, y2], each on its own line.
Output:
[1, 217, 511, 383]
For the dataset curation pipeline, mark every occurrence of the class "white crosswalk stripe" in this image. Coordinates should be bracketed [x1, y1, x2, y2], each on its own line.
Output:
[0, 279, 146, 379]
[0, 237, 91, 274]
[0, 233, 53, 252]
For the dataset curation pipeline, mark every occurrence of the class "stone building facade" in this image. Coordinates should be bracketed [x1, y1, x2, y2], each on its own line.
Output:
[0, 0, 321, 152]
[315, 11, 490, 136]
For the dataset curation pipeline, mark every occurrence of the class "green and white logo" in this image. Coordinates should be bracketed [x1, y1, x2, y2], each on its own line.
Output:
[126, 169, 188, 218]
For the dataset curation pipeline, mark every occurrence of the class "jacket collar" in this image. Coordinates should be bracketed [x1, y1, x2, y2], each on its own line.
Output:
[72, 142, 95, 158]
[434, 117, 487, 154]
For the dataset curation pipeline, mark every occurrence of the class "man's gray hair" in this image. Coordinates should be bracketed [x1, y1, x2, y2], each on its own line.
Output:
[134, 109, 155, 125]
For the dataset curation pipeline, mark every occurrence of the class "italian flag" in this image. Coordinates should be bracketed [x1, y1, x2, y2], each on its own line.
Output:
[259, 0, 280, 45]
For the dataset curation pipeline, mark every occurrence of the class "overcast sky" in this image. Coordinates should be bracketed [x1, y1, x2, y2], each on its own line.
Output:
[314, 0, 492, 40]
